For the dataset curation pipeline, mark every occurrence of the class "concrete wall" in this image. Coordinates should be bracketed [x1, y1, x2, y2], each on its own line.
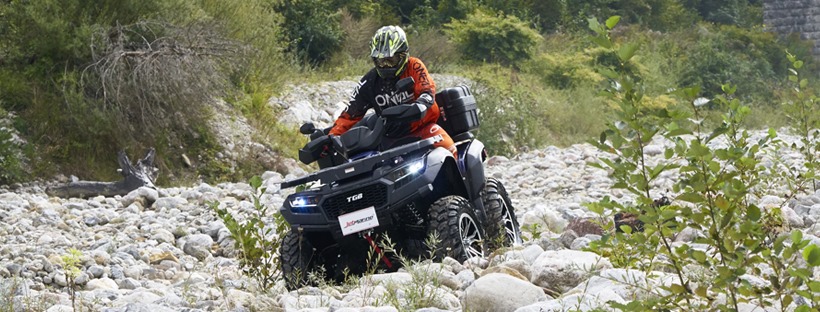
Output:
[764, 0, 820, 56]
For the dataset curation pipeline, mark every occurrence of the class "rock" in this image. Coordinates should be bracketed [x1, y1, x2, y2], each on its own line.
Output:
[74, 272, 89, 285]
[565, 217, 604, 237]
[182, 234, 214, 261]
[86, 277, 118, 291]
[149, 251, 179, 264]
[570, 236, 592, 250]
[226, 289, 255, 308]
[88, 265, 104, 278]
[46, 305, 74, 312]
[151, 229, 176, 244]
[530, 250, 613, 292]
[153, 197, 187, 210]
[462, 273, 547, 312]
[481, 265, 528, 281]
[365, 272, 413, 285]
[121, 187, 158, 207]
[558, 230, 578, 249]
[118, 278, 141, 290]
[781, 206, 804, 228]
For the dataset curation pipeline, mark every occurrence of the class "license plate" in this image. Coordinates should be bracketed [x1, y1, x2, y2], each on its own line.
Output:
[338, 206, 379, 236]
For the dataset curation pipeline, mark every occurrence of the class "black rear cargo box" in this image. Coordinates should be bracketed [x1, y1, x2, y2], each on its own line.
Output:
[435, 86, 479, 136]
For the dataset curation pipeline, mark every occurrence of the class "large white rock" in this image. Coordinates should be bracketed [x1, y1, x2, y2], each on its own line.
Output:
[462, 273, 547, 312]
[517, 269, 672, 312]
[530, 250, 613, 292]
[85, 277, 119, 291]
[182, 234, 214, 261]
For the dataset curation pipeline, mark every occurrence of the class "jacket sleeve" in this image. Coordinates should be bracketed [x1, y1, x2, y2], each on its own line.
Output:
[409, 58, 436, 109]
[329, 76, 370, 136]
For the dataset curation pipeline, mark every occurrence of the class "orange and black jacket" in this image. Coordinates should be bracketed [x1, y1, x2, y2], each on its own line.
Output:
[329, 57, 439, 137]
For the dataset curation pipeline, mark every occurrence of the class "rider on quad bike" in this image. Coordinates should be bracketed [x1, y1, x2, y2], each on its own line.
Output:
[277, 25, 522, 290]
[329, 25, 457, 158]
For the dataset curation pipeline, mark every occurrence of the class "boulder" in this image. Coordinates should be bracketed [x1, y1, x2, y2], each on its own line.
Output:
[530, 250, 613, 292]
[462, 273, 547, 312]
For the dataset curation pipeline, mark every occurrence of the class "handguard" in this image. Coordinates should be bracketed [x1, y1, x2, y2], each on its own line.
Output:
[381, 103, 427, 123]
[298, 135, 333, 165]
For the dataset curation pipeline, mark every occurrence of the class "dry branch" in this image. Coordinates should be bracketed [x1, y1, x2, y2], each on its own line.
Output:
[47, 149, 158, 199]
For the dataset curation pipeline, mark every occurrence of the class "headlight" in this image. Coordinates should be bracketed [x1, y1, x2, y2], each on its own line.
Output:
[290, 196, 319, 209]
[387, 159, 426, 183]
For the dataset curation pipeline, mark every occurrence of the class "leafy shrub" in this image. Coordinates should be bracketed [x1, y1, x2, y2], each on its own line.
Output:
[339, 10, 382, 60]
[586, 16, 820, 311]
[676, 24, 784, 102]
[524, 52, 603, 89]
[468, 65, 546, 155]
[467, 64, 606, 154]
[278, 0, 344, 64]
[212, 176, 289, 289]
[0, 108, 24, 184]
[780, 52, 820, 193]
[407, 28, 460, 73]
[445, 10, 541, 66]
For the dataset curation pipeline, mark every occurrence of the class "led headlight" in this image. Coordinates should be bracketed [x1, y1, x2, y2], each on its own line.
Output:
[289, 195, 319, 213]
[387, 159, 426, 183]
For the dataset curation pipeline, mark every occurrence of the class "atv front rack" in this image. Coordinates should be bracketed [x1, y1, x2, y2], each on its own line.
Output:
[281, 137, 438, 189]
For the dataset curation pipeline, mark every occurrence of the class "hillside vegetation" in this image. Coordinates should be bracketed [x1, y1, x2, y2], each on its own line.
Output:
[0, 0, 815, 185]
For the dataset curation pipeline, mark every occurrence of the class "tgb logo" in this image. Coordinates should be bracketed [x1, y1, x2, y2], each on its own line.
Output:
[375, 90, 413, 107]
[346, 193, 363, 203]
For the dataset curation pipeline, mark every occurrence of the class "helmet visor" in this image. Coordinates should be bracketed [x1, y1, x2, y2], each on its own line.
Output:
[374, 54, 402, 68]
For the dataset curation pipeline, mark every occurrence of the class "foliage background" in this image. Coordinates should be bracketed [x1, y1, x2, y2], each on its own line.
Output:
[0, 0, 814, 184]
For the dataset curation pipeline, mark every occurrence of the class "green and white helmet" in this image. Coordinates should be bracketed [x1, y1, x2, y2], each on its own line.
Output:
[370, 25, 409, 78]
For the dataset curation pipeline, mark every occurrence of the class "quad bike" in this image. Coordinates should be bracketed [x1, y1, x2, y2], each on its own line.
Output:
[278, 78, 521, 290]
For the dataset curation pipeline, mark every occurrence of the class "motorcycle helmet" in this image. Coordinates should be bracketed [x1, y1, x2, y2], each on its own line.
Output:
[370, 25, 409, 78]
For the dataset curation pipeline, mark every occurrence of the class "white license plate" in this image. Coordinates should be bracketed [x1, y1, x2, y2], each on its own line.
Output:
[338, 206, 379, 236]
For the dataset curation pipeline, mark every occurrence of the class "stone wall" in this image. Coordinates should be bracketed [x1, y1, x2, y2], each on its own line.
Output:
[764, 0, 820, 56]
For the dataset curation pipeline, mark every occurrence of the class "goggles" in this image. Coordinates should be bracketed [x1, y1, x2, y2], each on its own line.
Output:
[374, 54, 403, 68]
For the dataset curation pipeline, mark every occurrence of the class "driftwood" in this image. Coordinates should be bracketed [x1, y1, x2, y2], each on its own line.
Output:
[47, 149, 158, 199]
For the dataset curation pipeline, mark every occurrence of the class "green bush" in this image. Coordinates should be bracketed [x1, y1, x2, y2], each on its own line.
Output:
[676, 24, 785, 102]
[524, 52, 603, 89]
[0, 108, 24, 184]
[586, 16, 820, 311]
[445, 10, 541, 66]
[278, 0, 344, 64]
[212, 176, 289, 289]
[466, 64, 606, 154]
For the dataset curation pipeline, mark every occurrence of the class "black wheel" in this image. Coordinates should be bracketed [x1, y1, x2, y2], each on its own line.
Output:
[482, 178, 522, 250]
[280, 230, 321, 290]
[428, 195, 485, 261]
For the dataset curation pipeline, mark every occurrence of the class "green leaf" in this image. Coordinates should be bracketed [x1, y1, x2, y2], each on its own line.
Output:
[795, 305, 811, 312]
[800, 79, 808, 88]
[598, 67, 618, 79]
[691, 250, 707, 263]
[678, 192, 705, 203]
[747, 205, 761, 221]
[250, 175, 263, 191]
[590, 36, 612, 49]
[606, 16, 621, 29]
[587, 17, 604, 34]
[803, 244, 820, 266]
[809, 281, 820, 292]
[795, 60, 804, 69]
[695, 286, 708, 297]
[618, 43, 639, 62]
[792, 230, 804, 244]
[670, 283, 687, 294]
[715, 196, 729, 210]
